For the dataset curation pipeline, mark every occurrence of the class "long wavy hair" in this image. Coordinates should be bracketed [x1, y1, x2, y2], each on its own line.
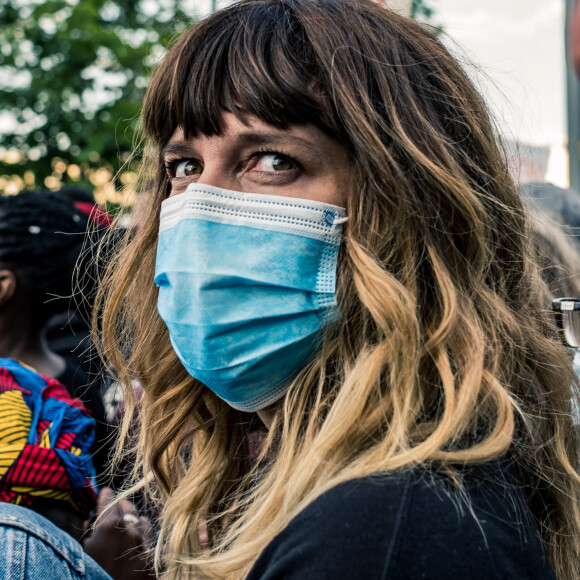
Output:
[96, 0, 580, 577]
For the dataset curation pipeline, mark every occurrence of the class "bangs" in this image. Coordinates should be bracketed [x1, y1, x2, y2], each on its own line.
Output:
[143, 0, 338, 145]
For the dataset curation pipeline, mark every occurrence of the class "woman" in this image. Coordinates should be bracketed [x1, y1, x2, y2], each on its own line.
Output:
[98, 0, 580, 578]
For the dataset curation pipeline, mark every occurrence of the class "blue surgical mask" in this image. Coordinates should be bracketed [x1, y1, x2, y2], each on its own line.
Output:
[154, 183, 347, 412]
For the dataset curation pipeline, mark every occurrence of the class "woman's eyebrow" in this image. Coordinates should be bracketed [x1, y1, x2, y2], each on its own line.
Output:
[236, 132, 318, 151]
[162, 141, 195, 158]
[162, 132, 318, 158]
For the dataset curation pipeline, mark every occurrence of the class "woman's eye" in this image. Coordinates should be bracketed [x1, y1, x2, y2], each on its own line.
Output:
[253, 154, 296, 172]
[174, 159, 202, 177]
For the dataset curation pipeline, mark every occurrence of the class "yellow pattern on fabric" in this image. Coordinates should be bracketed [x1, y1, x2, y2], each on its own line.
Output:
[0, 391, 31, 478]
[39, 427, 51, 449]
[12, 486, 71, 503]
[0, 446, 27, 469]
[32, 490, 71, 502]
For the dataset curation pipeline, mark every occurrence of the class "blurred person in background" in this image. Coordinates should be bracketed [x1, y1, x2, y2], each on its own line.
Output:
[0, 189, 155, 579]
[529, 210, 580, 303]
[0, 357, 154, 579]
[46, 186, 114, 390]
[529, 211, 580, 424]
[0, 189, 113, 480]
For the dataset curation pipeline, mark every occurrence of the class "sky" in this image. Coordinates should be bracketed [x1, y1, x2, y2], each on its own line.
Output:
[431, 0, 569, 185]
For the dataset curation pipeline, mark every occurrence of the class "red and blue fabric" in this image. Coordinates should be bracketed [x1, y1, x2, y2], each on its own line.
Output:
[0, 358, 97, 517]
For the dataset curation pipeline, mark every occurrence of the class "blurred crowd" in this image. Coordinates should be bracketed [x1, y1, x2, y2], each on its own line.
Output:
[0, 186, 153, 578]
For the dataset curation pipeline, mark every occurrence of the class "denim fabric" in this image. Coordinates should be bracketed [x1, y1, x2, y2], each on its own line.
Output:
[0, 503, 111, 579]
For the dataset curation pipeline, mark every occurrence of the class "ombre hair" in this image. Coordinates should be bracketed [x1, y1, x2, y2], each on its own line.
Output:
[97, 0, 580, 578]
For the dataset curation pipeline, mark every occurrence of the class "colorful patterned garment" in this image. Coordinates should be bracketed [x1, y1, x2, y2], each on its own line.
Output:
[0, 358, 97, 518]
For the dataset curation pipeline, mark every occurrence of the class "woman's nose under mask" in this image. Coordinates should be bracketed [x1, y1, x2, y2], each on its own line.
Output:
[154, 183, 347, 412]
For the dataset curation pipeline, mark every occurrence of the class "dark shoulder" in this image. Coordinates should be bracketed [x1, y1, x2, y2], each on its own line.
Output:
[247, 461, 556, 580]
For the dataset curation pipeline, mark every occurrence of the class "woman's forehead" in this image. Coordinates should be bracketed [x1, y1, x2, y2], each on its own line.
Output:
[165, 114, 329, 152]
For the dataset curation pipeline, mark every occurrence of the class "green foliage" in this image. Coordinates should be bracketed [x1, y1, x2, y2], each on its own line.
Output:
[411, 0, 435, 21]
[0, 0, 437, 197]
[0, 0, 195, 194]
[411, 0, 441, 35]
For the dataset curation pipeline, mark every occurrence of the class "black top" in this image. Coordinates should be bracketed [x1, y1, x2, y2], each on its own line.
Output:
[247, 460, 555, 579]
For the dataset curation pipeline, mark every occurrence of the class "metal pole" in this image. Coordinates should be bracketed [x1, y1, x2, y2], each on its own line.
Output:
[566, 0, 580, 191]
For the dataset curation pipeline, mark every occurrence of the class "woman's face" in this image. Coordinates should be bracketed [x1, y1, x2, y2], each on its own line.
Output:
[161, 113, 350, 428]
[163, 112, 350, 207]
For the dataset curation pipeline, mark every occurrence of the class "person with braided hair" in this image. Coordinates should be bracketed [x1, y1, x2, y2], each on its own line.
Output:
[0, 189, 94, 375]
[0, 188, 114, 478]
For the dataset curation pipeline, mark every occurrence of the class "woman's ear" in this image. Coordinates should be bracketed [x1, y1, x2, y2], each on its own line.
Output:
[0, 270, 17, 306]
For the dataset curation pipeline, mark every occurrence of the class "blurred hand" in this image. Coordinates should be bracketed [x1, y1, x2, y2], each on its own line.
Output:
[83, 488, 156, 580]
